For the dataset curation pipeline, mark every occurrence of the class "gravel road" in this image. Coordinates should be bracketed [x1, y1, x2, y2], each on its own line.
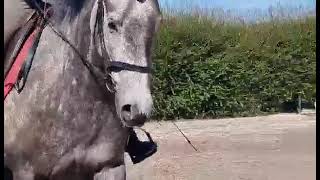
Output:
[126, 113, 316, 180]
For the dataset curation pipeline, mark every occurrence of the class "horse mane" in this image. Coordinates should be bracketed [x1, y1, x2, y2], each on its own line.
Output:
[43, 0, 88, 23]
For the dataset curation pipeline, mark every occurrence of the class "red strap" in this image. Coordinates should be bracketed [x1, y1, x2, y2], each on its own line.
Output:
[4, 30, 37, 100]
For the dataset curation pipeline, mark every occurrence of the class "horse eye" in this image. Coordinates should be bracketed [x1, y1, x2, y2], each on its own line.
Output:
[108, 22, 118, 32]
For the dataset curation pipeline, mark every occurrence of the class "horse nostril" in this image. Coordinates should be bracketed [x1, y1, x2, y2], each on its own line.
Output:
[121, 104, 132, 121]
[121, 104, 142, 121]
[122, 104, 131, 113]
[120, 104, 148, 126]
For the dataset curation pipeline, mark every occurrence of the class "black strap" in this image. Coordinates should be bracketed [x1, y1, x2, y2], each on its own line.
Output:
[108, 61, 152, 74]
[14, 21, 46, 93]
[4, 12, 38, 79]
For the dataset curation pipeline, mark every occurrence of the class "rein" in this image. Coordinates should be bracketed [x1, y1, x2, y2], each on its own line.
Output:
[4, 9, 50, 99]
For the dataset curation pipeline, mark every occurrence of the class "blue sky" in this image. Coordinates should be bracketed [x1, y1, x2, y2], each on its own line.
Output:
[159, 0, 316, 11]
[159, 0, 315, 22]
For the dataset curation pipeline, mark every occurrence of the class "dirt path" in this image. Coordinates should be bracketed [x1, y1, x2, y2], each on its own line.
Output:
[125, 113, 316, 180]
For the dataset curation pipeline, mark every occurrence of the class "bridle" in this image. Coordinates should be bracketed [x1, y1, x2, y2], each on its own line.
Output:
[31, 0, 153, 93]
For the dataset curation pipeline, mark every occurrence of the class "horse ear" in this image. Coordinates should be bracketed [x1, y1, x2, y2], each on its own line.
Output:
[90, 0, 99, 37]
[89, 0, 103, 57]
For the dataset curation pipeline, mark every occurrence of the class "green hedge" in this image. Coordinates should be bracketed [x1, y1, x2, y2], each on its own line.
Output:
[151, 16, 316, 120]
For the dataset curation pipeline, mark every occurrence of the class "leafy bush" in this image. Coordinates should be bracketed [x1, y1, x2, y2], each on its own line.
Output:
[151, 15, 316, 120]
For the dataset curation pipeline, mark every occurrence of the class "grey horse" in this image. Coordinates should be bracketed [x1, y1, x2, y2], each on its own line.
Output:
[4, 0, 161, 179]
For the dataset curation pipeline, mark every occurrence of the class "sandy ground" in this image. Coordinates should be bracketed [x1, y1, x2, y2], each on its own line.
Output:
[125, 113, 316, 180]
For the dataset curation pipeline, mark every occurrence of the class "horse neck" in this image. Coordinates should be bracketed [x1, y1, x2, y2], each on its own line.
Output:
[52, 0, 95, 64]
